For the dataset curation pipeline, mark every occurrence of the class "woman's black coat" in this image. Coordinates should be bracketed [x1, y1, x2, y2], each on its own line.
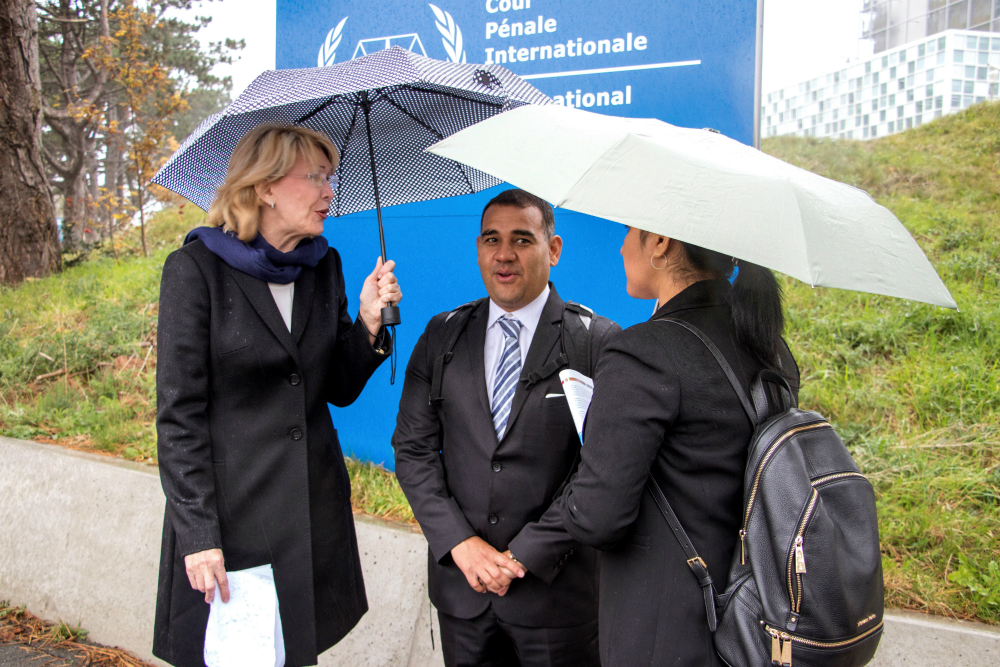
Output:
[559, 279, 799, 667]
[153, 240, 388, 667]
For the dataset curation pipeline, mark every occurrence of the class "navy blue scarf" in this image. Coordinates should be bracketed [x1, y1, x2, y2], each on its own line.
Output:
[184, 226, 329, 284]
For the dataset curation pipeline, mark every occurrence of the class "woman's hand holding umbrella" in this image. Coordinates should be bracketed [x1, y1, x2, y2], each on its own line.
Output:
[359, 257, 402, 345]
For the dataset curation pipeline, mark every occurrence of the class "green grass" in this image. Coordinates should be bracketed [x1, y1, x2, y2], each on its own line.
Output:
[2, 104, 999, 622]
[765, 102, 1000, 623]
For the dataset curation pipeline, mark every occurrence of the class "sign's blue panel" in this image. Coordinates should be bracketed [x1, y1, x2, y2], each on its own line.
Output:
[275, 0, 760, 468]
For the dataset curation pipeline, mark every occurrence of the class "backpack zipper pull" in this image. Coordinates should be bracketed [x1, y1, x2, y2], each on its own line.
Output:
[740, 529, 747, 564]
[780, 631, 793, 666]
[794, 536, 807, 574]
[769, 628, 781, 664]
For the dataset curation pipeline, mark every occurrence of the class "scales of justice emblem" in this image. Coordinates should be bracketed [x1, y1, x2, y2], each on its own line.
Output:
[317, 4, 467, 67]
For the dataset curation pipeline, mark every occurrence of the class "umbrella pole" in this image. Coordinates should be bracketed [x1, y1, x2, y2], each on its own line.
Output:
[361, 92, 401, 331]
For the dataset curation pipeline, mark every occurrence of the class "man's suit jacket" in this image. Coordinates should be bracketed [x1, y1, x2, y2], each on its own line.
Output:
[392, 285, 620, 627]
[153, 241, 388, 667]
[558, 279, 800, 667]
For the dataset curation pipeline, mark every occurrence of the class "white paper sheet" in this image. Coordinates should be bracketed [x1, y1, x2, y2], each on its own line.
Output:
[204, 564, 285, 667]
[559, 369, 594, 445]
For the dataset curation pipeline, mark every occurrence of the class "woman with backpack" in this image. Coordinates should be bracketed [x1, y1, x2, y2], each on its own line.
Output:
[558, 227, 800, 666]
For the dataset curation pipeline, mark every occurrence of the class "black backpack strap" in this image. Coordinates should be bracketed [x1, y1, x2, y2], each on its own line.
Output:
[428, 299, 485, 405]
[646, 476, 718, 632]
[657, 317, 763, 425]
[524, 300, 595, 389]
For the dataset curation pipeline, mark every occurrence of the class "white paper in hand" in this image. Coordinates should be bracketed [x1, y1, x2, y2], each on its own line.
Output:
[204, 564, 285, 667]
[559, 369, 594, 445]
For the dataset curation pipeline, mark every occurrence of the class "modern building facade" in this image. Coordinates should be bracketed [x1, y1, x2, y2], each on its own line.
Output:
[763, 29, 1000, 140]
[862, 0, 1000, 53]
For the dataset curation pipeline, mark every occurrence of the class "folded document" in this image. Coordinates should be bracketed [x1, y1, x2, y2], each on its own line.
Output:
[204, 564, 285, 667]
[559, 369, 594, 444]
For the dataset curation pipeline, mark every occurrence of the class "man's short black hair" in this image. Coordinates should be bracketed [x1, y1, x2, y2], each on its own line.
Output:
[481, 189, 555, 240]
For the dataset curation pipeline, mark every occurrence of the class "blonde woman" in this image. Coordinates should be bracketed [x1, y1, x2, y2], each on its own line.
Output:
[153, 124, 401, 667]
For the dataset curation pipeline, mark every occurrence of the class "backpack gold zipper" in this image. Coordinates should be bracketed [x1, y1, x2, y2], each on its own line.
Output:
[763, 621, 884, 666]
[739, 422, 831, 564]
[785, 472, 869, 612]
[787, 490, 819, 612]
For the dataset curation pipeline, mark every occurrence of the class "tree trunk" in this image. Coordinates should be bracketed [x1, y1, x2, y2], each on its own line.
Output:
[0, 0, 60, 285]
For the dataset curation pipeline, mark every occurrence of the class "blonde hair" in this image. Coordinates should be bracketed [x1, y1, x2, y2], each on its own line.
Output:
[206, 124, 340, 241]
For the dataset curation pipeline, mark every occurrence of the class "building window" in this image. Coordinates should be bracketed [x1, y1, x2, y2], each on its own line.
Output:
[888, 121, 895, 133]
[864, 114, 870, 126]
[907, 89, 915, 102]
[889, 93, 896, 105]
[880, 110, 887, 121]
[978, 67, 988, 80]
[954, 50, 964, 64]
[935, 96, 943, 109]
[908, 60, 916, 74]
[964, 95, 973, 106]
[952, 94, 962, 107]
[916, 100, 923, 113]
[840, 120, 846, 130]
[899, 78, 907, 90]
[907, 75, 915, 87]
[965, 80, 975, 93]
[906, 118, 913, 129]
[927, 84, 934, 98]
[898, 105, 905, 118]
[881, 82, 888, 95]
[953, 79, 963, 93]
[926, 69, 935, 82]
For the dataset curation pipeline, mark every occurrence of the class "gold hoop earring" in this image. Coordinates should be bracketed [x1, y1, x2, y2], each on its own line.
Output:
[650, 255, 667, 271]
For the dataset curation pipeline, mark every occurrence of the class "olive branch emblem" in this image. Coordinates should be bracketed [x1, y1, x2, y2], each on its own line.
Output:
[317, 16, 348, 67]
[428, 4, 466, 64]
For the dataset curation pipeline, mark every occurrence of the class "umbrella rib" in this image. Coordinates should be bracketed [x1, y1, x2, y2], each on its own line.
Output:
[381, 96, 444, 140]
[401, 85, 504, 110]
[295, 93, 359, 125]
[336, 104, 362, 217]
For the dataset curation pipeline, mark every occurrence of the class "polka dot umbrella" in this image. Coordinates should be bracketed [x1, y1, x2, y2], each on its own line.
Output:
[152, 46, 551, 332]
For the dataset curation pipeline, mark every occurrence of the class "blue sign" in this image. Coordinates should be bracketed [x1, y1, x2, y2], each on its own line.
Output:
[275, 0, 761, 468]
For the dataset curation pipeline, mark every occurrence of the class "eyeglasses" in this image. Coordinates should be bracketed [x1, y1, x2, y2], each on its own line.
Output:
[287, 172, 339, 190]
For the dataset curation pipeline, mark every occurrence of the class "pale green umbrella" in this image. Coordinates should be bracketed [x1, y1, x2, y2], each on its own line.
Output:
[427, 104, 956, 309]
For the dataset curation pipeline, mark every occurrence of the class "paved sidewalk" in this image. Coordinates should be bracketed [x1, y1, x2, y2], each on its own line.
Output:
[872, 610, 1000, 667]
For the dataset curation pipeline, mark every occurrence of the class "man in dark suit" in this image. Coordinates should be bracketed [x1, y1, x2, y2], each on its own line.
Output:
[392, 189, 619, 667]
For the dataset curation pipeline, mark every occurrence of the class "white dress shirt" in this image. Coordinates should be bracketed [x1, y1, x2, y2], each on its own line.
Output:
[484, 284, 550, 403]
[268, 282, 295, 332]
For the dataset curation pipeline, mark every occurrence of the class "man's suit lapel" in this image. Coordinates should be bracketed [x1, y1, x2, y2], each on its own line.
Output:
[465, 301, 492, 420]
[229, 267, 301, 365]
[502, 287, 564, 441]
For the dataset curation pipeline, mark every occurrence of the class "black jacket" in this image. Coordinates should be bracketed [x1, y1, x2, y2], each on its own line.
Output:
[392, 286, 620, 626]
[559, 279, 800, 667]
[153, 240, 388, 667]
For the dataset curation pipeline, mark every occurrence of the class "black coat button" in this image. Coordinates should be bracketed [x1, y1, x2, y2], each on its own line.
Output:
[492, 462, 502, 472]
[290, 428, 303, 441]
[289, 373, 301, 386]
[489, 513, 498, 524]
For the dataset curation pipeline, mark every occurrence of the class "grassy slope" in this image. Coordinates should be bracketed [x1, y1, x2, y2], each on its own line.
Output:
[764, 103, 1000, 622]
[2, 105, 998, 622]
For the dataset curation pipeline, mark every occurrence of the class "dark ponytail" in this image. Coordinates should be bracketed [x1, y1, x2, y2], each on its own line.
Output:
[675, 241, 785, 368]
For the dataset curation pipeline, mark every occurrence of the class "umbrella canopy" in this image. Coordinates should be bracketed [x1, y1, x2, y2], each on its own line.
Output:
[152, 45, 549, 226]
[428, 104, 957, 309]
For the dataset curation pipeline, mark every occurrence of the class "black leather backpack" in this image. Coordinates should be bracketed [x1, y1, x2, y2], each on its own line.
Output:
[650, 319, 884, 667]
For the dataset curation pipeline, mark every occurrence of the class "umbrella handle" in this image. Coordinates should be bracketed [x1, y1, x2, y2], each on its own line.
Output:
[381, 305, 401, 327]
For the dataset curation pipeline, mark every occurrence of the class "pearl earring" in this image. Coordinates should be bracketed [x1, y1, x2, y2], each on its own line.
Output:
[270, 201, 275, 209]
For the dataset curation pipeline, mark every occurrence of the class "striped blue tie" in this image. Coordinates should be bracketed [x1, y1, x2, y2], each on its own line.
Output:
[491, 317, 522, 440]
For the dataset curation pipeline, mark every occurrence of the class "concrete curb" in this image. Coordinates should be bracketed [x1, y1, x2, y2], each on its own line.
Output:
[0, 436, 441, 666]
[2, 435, 998, 666]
